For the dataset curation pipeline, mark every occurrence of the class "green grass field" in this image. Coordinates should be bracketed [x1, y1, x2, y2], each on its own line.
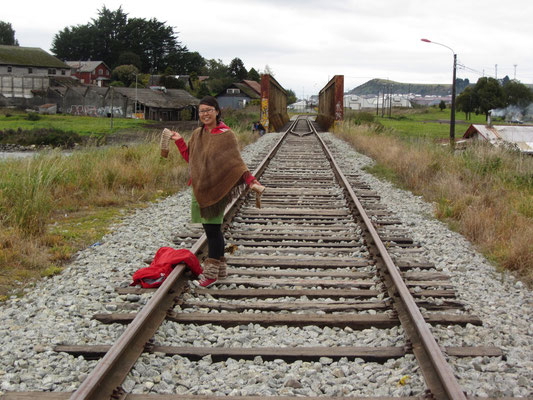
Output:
[346, 107, 489, 139]
[0, 112, 151, 135]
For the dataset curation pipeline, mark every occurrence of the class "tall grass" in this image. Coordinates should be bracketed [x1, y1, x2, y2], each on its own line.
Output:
[0, 138, 189, 298]
[335, 121, 533, 284]
[0, 142, 189, 235]
[0, 109, 261, 299]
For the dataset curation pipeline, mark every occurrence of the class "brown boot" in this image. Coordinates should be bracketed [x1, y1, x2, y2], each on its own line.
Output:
[218, 256, 228, 279]
[195, 258, 220, 288]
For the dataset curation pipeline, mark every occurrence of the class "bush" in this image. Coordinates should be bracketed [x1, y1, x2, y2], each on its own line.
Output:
[351, 112, 375, 125]
[26, 112, 41, 121]
[0, 128, 83, 148]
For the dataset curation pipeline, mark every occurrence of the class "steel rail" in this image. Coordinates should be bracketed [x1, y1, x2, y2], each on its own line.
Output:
[68, 122, 297, 400]
[309, 118, 467, 400]
[289, 116, 313, 136]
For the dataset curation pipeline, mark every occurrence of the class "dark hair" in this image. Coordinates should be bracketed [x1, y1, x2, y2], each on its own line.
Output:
[199, 95, 221, 124]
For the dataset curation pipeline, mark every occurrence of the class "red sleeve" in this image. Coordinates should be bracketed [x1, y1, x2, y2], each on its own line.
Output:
[175, 138, 189, 162]
[243, 171, 257, 186]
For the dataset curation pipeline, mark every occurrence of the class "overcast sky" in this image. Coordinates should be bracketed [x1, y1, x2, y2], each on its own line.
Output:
[5, 0, 533, 97]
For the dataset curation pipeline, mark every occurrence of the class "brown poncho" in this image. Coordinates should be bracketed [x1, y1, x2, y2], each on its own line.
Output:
[188, 126, 249, 218]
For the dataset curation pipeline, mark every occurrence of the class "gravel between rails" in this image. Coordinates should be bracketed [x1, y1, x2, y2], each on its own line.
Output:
[0, 131, 531, 397]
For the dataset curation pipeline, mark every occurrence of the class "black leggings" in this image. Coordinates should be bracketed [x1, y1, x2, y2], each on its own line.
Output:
[202, 224, 225, 259]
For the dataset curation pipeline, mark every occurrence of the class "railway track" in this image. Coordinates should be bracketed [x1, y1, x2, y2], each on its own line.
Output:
[1, 117, 523, 400]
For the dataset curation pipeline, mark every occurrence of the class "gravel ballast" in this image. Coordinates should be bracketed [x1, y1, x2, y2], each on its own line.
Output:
[0, 131, 531, 397]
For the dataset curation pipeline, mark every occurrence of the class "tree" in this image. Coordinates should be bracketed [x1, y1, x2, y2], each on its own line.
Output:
[160, 74, 185, 89]
[167, 51, 205, 75]
[117, 51, 142, 70]
[455, 78, 470, 94]
[200, 59, 232, 94]
[51, 6, 187, 73]
[438, 100, 446, 111]
[456, 86, 476, 120]
[52, 25, 96, 63]
[263, 64, 274, 76]
[197, 83, 211, 98]
[112, 64, 139, 87]
[503, 80, 533, 107]
[286, 89, 297, 105]
[228, 57, 247, 80]
[202, 59, 229, 79]
[473, 77, 505, 118]
[248, 67, 260, 82]
[0, 21, 19, 45]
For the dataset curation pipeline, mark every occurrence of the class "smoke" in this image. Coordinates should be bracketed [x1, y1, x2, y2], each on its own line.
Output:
[490, 104, 533, 122]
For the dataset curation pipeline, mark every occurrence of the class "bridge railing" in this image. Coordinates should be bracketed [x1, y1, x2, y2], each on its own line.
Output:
[260, 74, 290, 132]
[316, 75, 344, 131]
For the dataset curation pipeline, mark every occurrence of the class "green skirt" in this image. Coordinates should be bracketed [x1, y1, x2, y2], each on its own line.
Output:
[191, 192, 224, 224]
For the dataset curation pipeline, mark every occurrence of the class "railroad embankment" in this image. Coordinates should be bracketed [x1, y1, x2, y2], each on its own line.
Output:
[335, 121, 533, 285]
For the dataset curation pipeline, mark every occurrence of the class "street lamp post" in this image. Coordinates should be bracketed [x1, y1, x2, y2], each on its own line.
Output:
[421, 38, 456, 148]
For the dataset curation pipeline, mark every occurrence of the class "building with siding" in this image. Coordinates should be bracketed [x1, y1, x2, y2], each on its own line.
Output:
[216, 79, 261, 109]
[0, 45, 72, 101]
[66, 61, 111, 87]
[99, 87, 200, 121]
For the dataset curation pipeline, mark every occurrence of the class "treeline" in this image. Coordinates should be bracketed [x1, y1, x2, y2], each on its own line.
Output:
[456, 77, 533, 120]
[49, 7, 263, 96]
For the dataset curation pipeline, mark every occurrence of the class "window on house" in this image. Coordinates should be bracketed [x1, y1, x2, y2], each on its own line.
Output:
[28, 67, 33, 74]
[227, 88, 240, 94]
[61, 69, 66, 75]
[48, 68, 56, 75]
[7, 66, 12, 73]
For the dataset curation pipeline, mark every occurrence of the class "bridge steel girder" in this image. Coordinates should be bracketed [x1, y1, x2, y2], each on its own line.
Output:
[317, 75, 344, 131]
[260, 74, 290, 132]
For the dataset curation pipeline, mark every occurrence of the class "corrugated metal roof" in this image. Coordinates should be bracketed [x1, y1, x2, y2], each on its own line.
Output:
[0, 45, 70, 68]
[111, 87, 199, 109]
[463, 124, 533, 154]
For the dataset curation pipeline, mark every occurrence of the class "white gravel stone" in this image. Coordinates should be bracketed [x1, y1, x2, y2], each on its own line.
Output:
[0, 129, 531, 397]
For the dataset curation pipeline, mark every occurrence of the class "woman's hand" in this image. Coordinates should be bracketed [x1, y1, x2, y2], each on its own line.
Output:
[250, 182, 265, 194]
[170, 131, 182, 141]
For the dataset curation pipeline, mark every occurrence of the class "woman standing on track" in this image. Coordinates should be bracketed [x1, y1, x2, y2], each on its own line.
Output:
[167, 96, 265, 287]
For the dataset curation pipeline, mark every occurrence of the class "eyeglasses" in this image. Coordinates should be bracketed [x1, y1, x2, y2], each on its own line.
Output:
[199, 108, 216, 115]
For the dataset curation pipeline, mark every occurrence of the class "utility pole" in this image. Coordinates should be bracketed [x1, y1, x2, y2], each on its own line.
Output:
[110, 87, 114, 130]
[381, 88, 385, 118]
[513, 64, 517, 80]
[421, 38, 457, 148]
[135, 74, 138, 118]
[389, 85, 392, 117]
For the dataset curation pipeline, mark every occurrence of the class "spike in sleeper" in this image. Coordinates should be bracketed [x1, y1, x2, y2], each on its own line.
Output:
[194, 258, 220, 288]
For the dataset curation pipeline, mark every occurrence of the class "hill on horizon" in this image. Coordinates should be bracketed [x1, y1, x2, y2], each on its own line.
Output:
[347, 78, 452, 96]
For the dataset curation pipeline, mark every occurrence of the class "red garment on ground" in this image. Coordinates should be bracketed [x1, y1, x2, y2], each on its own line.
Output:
[175, 122, 257, 186]
[130, 247, 202, 288]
